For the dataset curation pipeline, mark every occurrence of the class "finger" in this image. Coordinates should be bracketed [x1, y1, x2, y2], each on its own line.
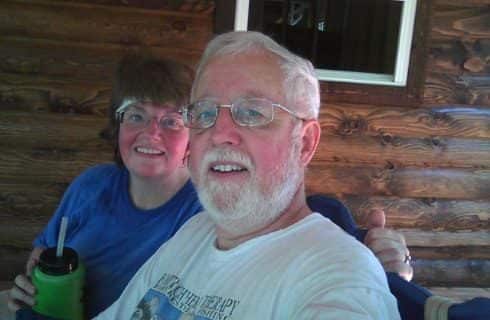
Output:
[26, 247, 45, 276]
[364, 228, 406, 247]
[372, 248, 407, 265]
[383, 260, 414, 282]
[369, 240, 407, 256]
[8, 284, 36, 308]
[14, 274, 36, 296]
[366, 208, 385, 229]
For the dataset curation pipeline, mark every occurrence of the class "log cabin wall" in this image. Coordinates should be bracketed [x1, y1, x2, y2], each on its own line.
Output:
[0, 0, 214, 289]
[0, 0, 488, 302]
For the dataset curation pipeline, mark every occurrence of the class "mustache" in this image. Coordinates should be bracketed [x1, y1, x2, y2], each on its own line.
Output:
[201, 148, 254, 171]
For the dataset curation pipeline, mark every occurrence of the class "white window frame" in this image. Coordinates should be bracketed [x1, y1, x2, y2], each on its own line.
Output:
[234, 0, 417, 87]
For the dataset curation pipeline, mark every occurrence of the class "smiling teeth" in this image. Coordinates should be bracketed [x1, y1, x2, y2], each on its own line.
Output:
[136, 147, 162, 155]
[212, 164, 245, 172]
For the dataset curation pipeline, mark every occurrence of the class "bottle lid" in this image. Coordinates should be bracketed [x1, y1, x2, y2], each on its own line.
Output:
[38, 247, 79, 275]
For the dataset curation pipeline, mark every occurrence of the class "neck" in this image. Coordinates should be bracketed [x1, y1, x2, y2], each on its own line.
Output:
[215, 184, 312, 250]
[129, 168, 189, 210]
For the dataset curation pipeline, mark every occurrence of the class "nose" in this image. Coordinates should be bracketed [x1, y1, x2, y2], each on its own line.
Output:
[210, 108, 241, 146]
[143, 117, 161, 137]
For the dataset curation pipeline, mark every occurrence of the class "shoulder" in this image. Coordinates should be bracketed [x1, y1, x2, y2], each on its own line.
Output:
[62, 163, 122, 201]
[286, 213, 389, 288]
[284, 214, 399, 318]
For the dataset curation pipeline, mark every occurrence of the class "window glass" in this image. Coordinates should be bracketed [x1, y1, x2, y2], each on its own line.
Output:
[258, 0, 402, 74]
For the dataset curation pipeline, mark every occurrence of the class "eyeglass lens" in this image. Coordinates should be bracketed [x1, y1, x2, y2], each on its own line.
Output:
[185, 99, 274, 129]
[121, 107, 184, 131]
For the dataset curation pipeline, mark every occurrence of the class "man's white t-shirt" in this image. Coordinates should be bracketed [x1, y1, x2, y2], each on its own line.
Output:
[95, 212, 400, 319]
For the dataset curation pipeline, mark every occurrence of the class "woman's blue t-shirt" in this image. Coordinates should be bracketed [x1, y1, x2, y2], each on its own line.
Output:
[34, 164, 202, 318]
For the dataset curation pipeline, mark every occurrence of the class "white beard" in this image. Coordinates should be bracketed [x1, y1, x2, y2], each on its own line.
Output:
[191, 125, 303, 236]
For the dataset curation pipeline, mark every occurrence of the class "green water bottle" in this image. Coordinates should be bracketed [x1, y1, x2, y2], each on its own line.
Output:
[32, 247, 85, 320]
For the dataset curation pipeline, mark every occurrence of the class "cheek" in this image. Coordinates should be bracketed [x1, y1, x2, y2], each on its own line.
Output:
[188, 134, 206, 175]
[254, 142, 290, 174]
[164, 130, 190, 160]
[118, 130, 136, 161]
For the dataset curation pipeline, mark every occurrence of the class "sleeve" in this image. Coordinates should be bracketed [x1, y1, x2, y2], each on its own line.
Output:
[288, 232, 401, 320]
[33, 165, 104, 248]
[292, 287, 400, 320]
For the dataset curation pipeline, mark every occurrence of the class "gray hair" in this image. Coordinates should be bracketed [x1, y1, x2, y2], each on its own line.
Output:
[191, 31, 320, 119]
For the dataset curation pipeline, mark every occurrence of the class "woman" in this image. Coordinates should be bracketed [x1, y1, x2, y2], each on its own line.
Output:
[8, 54, 202, 318]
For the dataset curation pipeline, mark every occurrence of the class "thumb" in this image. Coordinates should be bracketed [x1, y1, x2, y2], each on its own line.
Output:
[366, 208, 386, 229]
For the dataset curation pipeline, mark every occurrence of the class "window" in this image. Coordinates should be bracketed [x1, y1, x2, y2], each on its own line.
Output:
[234, 0, 417, 87]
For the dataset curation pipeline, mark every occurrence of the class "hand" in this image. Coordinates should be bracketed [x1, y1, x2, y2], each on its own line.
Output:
[363, 209, 413, 281]
[7, 247, 45, 312]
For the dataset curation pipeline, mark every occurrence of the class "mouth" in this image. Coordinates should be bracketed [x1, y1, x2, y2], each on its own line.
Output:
[135, 147, 164, 156]
[211, 163, 247, 173]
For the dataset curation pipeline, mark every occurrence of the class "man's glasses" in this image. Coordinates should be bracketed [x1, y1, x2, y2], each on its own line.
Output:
[116, 103, 185, 131]
[182, 98, 302, 129]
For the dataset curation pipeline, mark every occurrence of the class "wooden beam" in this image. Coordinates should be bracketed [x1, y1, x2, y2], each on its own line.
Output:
[306, 165, 490, 199]
[0, 0, 213, 50]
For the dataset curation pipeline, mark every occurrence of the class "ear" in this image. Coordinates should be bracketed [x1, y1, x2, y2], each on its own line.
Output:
[299, 119, 321, 166]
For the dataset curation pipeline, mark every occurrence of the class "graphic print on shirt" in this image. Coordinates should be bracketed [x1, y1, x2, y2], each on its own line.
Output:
[130, 273, 240, 320]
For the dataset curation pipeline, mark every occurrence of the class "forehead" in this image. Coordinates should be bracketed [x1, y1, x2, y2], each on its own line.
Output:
[194, 51, 285, 103]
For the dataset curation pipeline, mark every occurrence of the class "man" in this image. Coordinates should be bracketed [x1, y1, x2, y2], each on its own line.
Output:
[96, 31, 400, 319]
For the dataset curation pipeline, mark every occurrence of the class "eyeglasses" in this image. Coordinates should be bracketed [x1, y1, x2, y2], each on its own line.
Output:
[116, 104, 185, 132]
[182, 98, 302, 129]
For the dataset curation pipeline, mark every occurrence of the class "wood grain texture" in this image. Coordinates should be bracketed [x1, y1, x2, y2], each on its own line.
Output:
[0, 111, 112, 148]
[428, 287, 490, 302]
[337, 195, 490, 231]
[423, 1, 490, 106]
[413, 259, 490, 287]
[0, 72, 111, 114]
[51, 0, 216, 12]
[402, 230, 490, 247]
[0, 36, 202, 81]
[0, 0, 213, 50]
[320, 103, 490, 139]
[306, 165, 490, 199]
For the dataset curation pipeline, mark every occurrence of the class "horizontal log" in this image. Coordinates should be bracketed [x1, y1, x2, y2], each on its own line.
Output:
[0, 148, 112, 185]
[306, 165, 490, 199]
[0, 72, 111, 114]
[0, 0, 213, 50]
[314, 132, 490, 169]
[0, 36, 202, 80]
[51, 0, 216, 12]
[431, 3, 490, 40]
[0, 111, 110, 149]
[413, 259, 490, 287]
[0, 246, 30, 283]
[423, 67, 490, 106]
[320, 103, 490, 139]
[428, 287, 490, 302]
[410, 247, 490, 260]
[402, 230, 490, 247]
[0, 181, 69, 222]
[337, 195, 490, 231]
[426, 39, 490, 76]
